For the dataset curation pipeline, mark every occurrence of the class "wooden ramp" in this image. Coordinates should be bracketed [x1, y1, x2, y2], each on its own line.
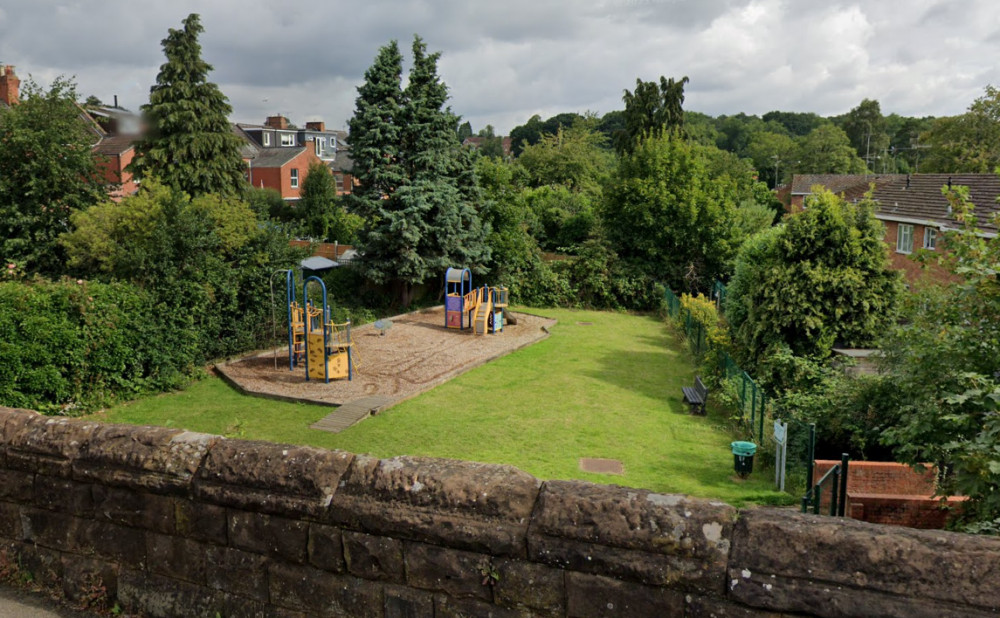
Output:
[310, 395, 394, 433]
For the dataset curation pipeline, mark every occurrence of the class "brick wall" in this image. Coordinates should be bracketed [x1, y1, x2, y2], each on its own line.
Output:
[882, 220, 959, 287]
[814, 460, 965, 529]
[0, 407, 997, 617]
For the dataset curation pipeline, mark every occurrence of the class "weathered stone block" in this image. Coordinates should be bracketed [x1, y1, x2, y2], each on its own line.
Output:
[404, 541, 494, 602]
[205, 545, 269, 601]
[343, 529, 404, 582]
[729, 508, 1000, 614]
[195, 438, 352, 519]
[60, 555, 118, 608]
[20, 508, 89, 552]
[75, 424, 217, 495]
[86, 520, 147, 565]
[118, 569, 225, 618]
[308, 523, 345, 573]
[0, 469, 34, 502]
[683, 593, 786, 617]
[0, 502, 21, 539]
[528, 481, 734, 593]
[494, 558, 565, 613]
[434, 595, 538, 618]
[146, 532, 207, 584]
[384, 584, 434, 618]
[268, 562, 384, 616]
[229, 510, 308, 564]
[726, 567, 996, 618]
[175, 499, 227, 545]
[5, 415, 101, 477]
[565, 571, 684, 618]
[11, 541, 64, 587]
[92, 486, 175, 533]
[33, 475, 93, 516]
[329, 455, 540, 557]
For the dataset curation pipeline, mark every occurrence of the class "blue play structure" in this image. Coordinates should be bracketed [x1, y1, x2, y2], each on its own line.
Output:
[443, 267, 508, 335]
[274, 270, 353, 383]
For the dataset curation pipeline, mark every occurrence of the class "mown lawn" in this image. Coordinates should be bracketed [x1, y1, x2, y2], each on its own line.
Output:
[91, 308, 792, 506]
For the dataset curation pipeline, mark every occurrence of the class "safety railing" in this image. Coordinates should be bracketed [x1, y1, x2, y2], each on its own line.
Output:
[802, 453, 850, 516]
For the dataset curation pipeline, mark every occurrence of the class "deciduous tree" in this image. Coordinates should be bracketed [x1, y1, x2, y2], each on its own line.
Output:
[0, 77, 104, 275]
[614, 75, 689, 155]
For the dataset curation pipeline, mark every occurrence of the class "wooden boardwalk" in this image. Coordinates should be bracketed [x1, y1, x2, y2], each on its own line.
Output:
[309, 395, 395, 433]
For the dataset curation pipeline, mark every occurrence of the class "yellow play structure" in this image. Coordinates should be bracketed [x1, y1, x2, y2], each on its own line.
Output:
[280, 272, 354, 382]
[444, 267, 509, 335]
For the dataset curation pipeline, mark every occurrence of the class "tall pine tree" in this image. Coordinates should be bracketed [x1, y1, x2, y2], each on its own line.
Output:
[350, 37, 489, 306]
[131, 14, 246, 197]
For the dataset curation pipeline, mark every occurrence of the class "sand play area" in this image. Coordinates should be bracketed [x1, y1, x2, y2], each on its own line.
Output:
[216, 306, 555, 408]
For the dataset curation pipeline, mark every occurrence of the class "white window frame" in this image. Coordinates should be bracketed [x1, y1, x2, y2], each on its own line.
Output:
[290, 168, 299, 189]
[262, 132, 271, 147]
[923, 227, 938, 250]
[280, 132, 295, 147]
[897, 223, 914, 254]
[316, 137, 326, 156]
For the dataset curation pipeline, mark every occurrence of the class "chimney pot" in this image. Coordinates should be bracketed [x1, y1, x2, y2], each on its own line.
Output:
[0, 65, 19, 106]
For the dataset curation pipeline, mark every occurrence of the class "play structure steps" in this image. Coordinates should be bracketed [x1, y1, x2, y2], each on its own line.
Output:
[474, 292, 491, 335]
[310, 395, 395, 433]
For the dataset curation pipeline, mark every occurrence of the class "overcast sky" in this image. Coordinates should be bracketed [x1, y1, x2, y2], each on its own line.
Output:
[1, 0, 997, 134]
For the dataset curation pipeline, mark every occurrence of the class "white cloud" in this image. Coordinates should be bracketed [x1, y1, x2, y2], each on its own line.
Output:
[0, 0, 996, 133]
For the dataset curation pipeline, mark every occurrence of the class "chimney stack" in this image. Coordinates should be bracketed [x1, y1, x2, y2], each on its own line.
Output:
[305, 121, 326, 132]
[265, 115, 290, 130]
[0, 65, 20, 105]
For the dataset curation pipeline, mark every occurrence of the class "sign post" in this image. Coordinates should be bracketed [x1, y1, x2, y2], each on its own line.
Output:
[774, 420, 788, 492]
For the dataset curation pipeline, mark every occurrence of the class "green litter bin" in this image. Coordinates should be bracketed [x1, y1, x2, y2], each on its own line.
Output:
[731, 441, 757, 478]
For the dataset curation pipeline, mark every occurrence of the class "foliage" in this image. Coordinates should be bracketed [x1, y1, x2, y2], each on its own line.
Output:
[601, 133, 748, 292]
[518, 125, 612, 197]
[878, 186, 1000, 529]
[130, 14, 247, 197]
[0, 279, 196, 412]
[297, 162, 361, 243]
[920, 86, 1000, 173]
[795, 125, 868, 174]
[348, 37, 490, 306]
[747, 131, 798, 187]
[841, 98, 889, 164]
[0, 77, 104, 276]
[615, 75, 688, 155]
[726, 189, 902, 368]
[61, 179, 302, 362]
[679, 292, 728, 349]
[556, 240, 664, 310]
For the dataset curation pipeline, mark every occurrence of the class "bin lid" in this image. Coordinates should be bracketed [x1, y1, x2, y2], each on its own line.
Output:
[731, 441, 757, 455]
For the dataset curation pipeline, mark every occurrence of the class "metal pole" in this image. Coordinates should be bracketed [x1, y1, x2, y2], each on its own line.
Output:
[806, 424, 816, 491]
[780, 422, 788, 492]
[838, 453, 850, 517]
[830, 467, 840, 516]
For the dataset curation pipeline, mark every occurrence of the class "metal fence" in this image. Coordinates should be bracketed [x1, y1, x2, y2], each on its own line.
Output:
[665, 287, 767, 443]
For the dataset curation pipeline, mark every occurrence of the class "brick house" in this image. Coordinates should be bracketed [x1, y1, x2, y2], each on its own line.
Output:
[92, 135, 138, 200]
[237, 116, 354, 196]
[788, 173, 1000, 285]
[244, 144, 323, 201]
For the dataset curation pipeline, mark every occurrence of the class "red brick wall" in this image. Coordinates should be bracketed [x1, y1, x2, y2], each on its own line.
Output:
[813, 460, 965, 529]
[95, 149, 138, 202]
[847, 494, 965, 529]
[882, 220, 959, 287]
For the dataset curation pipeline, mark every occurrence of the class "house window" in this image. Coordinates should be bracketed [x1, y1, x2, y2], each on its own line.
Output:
[334, 173, 344, 193]
[923, 227, 938, 250]
[316, 137, 326, 156]
[280, 133, 295, 147]
[290, 168, 299, 189]
[262, 132, 271, 147]
[896, 224, 914, 254]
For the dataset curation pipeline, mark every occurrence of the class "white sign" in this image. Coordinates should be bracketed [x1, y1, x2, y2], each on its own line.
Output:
[773, 420, 786, 444]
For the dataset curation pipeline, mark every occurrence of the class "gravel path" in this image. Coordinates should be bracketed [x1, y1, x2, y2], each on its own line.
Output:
[217, 307, 555, 408]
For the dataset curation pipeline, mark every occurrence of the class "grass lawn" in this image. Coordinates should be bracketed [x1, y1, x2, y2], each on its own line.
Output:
[91, 308, 793, 507]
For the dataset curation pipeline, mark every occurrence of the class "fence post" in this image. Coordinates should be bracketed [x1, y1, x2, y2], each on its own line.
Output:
[758, 391, 766, 444]
[830, 467, 840, 516]
[838, 453, 850, 517]
[806, 424, 816, 491]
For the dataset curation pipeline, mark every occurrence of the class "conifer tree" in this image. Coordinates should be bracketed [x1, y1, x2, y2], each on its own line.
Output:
[349, 37, 489, 306]
[131, 14, 246, 197]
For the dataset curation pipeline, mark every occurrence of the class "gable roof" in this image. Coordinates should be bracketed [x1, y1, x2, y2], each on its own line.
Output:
[791, 173, 1000, 235]
[251, 146, 308, 168]
[92, 134, 136, 156]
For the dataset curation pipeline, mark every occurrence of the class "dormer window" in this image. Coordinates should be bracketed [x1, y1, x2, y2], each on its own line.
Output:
[316, 137, 326, 156]
[262, 132, 271, 147]
[280, 133, 295, 147]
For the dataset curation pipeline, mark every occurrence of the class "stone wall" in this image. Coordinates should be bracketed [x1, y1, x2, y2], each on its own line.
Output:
[0, 406, 998, 617]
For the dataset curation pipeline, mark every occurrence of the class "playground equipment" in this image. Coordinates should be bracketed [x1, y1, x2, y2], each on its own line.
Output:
[272, 269, 354, 382]
[443, 267, 508, 335]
